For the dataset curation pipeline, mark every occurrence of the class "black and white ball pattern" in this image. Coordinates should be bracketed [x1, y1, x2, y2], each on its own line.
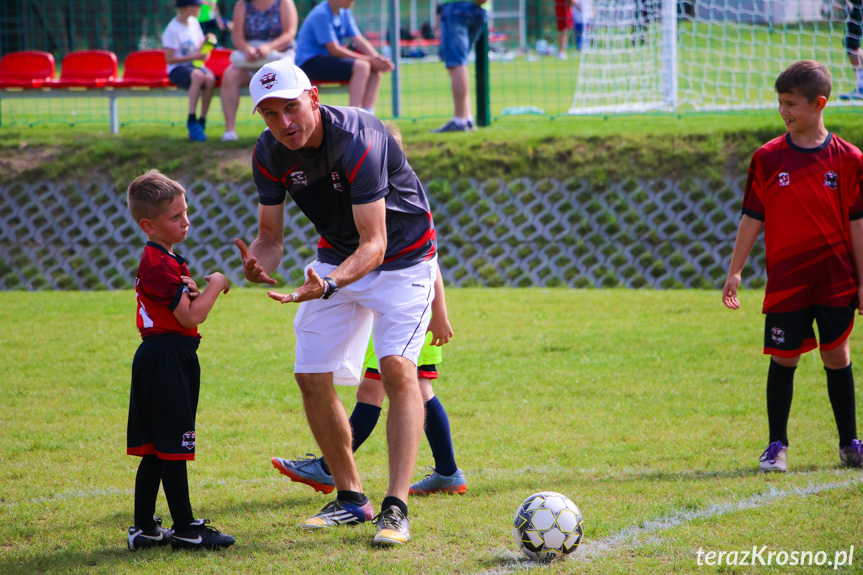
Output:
[513, 491, 584, 562]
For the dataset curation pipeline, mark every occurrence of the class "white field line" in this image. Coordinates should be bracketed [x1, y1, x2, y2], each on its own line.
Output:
[478, 474, 863, 575]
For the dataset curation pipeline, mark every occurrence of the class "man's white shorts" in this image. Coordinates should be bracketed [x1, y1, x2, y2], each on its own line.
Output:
[293, 257, 437, 385]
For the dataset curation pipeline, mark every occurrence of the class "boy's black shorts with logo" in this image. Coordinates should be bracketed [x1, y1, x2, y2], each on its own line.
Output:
[763, 302, 856, 358]
[127, 334, 200, 461]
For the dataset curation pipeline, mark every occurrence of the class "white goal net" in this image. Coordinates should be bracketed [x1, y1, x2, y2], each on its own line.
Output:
[570, 0, 856, 114]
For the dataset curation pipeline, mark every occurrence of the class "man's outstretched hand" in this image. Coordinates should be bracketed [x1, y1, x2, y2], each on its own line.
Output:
[234, 238, 278, 285]
[267, 266, 327, 304]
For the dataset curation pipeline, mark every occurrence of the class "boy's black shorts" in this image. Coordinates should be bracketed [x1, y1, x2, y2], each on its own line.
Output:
[847, 0, 862, 52]
[127, 334, 200, 461]
[763, 302, 856, 358]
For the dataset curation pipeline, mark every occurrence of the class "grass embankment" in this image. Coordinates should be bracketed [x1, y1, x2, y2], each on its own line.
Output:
[6, 111, 863, 186]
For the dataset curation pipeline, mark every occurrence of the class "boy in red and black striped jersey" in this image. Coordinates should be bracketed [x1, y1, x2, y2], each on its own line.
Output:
[125, 170, 235, 551]
[723, 61, 863, 472]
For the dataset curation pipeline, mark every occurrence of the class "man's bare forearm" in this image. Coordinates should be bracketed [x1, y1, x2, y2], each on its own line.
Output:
[249, 236, 284, 275]
[327, 240, 384, 288]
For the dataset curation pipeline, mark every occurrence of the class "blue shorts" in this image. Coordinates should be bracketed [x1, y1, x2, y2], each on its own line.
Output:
[168, 64, 213, 90]
[439, 1, 487, 68]
[299, 56, 355, 83]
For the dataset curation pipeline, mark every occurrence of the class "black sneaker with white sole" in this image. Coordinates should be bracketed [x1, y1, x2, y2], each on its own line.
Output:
[170, 519, 235, 550]
[128, 515, 172, 551]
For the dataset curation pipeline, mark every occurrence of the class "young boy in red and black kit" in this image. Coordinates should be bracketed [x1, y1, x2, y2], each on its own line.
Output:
[125, 169, 234, 551]
[722, 60, 863, 472]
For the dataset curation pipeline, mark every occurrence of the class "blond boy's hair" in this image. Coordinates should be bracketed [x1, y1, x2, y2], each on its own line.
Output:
[383, 120, 403, 149]
[775, 60, 832, 102]
[127, 169, 186, 224]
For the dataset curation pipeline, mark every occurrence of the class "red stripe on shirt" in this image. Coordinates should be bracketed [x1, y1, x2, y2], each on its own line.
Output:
[254, 152, 300, 186]
[348, 139, 374, 184]
[383, 213, 435, 264]
[253, 150, 281, 182]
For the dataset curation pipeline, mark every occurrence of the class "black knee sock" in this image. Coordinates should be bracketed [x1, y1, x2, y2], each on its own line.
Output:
[134, 455, 161, 529]
[161, 460, 194, 532]
[826, 363, 858, 448]
[766, 360, 796, 446]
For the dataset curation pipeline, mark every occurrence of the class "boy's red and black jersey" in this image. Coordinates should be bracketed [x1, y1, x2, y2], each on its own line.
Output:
[743, 132, 863, 313]
[252, 105, 436, 271]
[135, 241, 199, 339]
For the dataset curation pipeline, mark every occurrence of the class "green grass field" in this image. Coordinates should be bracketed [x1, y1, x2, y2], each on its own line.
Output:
[2, 288, 862, 574]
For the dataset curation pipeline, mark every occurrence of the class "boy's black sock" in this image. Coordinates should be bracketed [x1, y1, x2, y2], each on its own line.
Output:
[198, 117, 206, 130]
[134, 454, 161, 529]
[337, 490, 367, 505]
[766, 359, 796, 446]
[161, 459, 194, 532]
[826, 363, 858, 448]
[187, 113, 197, 125]
[381, 495, 408, 517]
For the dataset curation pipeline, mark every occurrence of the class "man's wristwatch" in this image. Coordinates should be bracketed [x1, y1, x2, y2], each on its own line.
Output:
[321, 276, 339, 300]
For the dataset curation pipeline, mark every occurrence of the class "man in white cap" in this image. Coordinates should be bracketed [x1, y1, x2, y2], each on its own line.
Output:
[234, 60, 437, 546]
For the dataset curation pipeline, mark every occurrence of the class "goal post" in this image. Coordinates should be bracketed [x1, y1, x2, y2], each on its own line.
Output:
[570, 0, 856, 115]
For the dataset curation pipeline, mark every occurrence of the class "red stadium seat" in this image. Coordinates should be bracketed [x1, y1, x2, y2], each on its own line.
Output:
[109, 50, 170, 88]
[50, 50, 118, 88]
[204, 48, 232, 87]
[0, 51, 55, 89]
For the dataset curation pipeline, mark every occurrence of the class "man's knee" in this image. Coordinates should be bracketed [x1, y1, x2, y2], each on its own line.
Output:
[295, 372, 333, 397]
[379, 355, 418, 390]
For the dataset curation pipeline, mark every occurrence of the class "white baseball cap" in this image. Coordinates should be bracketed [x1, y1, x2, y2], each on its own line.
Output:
[250, 60, 312, 113]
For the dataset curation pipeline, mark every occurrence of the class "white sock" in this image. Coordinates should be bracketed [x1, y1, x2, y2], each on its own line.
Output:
[855, 68, 863, 88]
[452, 117, 468, 126]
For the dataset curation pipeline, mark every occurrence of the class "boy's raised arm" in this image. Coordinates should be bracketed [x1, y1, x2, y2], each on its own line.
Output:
[173, 272, 230, 328]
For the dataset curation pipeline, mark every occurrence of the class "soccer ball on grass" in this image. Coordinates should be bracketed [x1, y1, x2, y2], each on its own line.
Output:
[513, 491, 583, 562]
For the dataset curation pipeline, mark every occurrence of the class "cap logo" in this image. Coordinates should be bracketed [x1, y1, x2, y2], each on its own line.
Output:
[260, 72, 277, 90]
